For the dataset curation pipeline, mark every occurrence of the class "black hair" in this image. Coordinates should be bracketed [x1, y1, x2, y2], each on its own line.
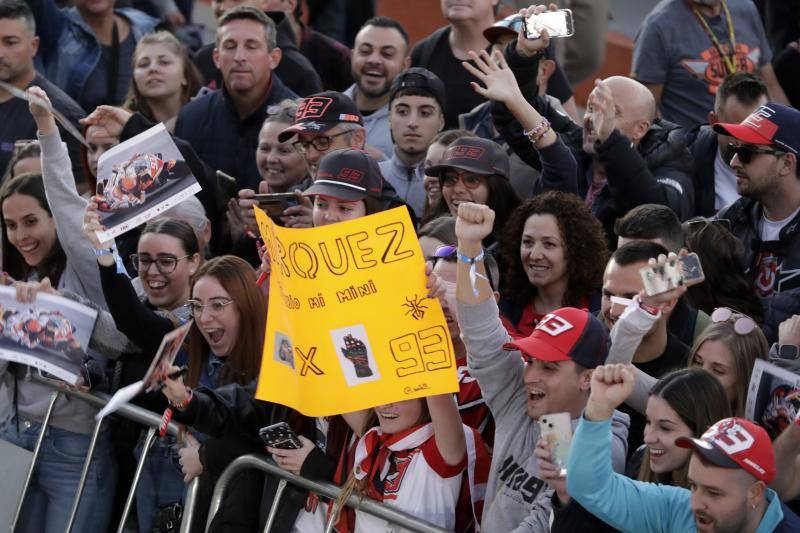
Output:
[141, 218, 199, 256]
[390, 87, 443, 113]
[360, 16, 409, 48]
[0, 173, 66, 284]
[612, 240, 669, 267]
[0, 0, 35, 33]
[614, 204, 684, 252]
[716, 72, 768, 110]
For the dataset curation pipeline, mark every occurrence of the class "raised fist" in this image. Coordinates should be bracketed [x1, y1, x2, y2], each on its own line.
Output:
[455, 202, 495, 246]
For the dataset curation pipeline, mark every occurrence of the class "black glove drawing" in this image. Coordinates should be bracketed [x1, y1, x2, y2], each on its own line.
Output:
[341, 334, 373, 378]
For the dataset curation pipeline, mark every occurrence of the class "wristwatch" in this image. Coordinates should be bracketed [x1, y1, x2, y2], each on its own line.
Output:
[778, 344, 800, 361]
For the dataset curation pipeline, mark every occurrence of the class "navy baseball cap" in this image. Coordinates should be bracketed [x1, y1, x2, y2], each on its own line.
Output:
[503, 308, 610, 369]
[425, 137, 510, 179]
[278, 91, 363, 142]
[713, 103, 800, 154]
[303, 148, 384, 202]
[389, 67, 446, 113]
[483, 14, 524, 44]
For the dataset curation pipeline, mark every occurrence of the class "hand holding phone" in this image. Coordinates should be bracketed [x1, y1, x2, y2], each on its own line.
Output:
[253, 193, 300, 226]
[259, 422, 302, 450]
[539, 412, 572, 476]
[523, 8, 574, 40]
[639, 252, 705, 296]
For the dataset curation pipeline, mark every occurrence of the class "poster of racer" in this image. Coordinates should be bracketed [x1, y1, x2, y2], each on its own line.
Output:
[94, 123, 202, 241]
[0, 286, 98, 385]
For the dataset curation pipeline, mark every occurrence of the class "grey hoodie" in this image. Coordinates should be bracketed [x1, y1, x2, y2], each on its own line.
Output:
[457, 298, 630, 532]
[0, 131, 112, 434]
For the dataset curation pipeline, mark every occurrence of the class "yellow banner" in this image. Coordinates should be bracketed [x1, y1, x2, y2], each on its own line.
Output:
[254, 206, 457, 416]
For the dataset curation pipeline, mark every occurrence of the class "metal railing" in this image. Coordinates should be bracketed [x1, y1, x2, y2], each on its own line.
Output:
[15, 377, 452, 533]
[11, 374, 199, 533]
[206, 454, 451, 533]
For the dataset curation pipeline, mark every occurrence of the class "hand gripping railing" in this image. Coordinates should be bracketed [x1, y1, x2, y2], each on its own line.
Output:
[10, 374, 200, 533]
[206, 454, 451, 533]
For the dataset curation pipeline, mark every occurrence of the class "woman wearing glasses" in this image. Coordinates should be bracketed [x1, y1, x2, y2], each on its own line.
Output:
[607, 255, 769, 418]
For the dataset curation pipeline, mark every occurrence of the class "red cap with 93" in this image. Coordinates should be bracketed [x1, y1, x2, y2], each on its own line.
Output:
[676, 417, 776, 484]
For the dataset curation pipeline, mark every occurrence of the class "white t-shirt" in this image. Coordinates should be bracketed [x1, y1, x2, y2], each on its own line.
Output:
[354, 436, 465, 533]
[759, 206, 800, 241]
[714, 148, 740, 210]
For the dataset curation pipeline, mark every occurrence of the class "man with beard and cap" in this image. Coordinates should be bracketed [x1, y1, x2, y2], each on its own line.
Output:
[343, 16, 410, 160]
[715, 103, 800, 299]
[632, 0, 788, 130]
[568, 364, 800, 533]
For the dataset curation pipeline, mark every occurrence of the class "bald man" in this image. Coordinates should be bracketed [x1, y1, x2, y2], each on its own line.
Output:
[492, 64, 695, 247]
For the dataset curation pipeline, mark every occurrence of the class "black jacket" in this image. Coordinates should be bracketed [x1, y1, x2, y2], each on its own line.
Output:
[173, 382, 333, 533]
[718, 197, 800, 297]
[686, 125, 718, 217]
[493, 44, 696, 245]
[762, 287, 800, 344]
[193, 12, 322, 97]
[174, 77, 297, 190]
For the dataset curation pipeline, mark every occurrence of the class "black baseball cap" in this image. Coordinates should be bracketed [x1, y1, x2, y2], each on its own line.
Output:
[303, 148, 384, 202]
[278, 91, 363, 142]
[425, 137, 510, 179]
[389, 67, 446, 113]
[483, 14, 524, 44]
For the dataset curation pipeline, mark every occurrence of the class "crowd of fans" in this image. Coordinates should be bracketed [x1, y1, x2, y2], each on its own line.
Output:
[1, 0, 800, 531]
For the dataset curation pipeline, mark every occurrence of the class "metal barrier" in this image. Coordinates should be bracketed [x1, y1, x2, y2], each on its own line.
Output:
[11, 374, 199, 533]
[206, 454, 451, 533]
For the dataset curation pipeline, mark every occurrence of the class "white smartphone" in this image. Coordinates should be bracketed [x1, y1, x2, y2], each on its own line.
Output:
[539, 412, 572, 476]
[523, 9, 575, 39]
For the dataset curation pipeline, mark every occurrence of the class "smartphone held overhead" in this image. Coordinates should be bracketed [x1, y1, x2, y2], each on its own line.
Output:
[539, 412, 572, 476]
[639, 253, 706, 296]
[523, 9, 574, 40]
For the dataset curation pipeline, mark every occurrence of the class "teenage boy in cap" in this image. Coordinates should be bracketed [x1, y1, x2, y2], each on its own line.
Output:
[452, 201, 629, 531]
[715, 103, 800, 299]
[378, 67, 446, 219]
[568, 363, 800, 532]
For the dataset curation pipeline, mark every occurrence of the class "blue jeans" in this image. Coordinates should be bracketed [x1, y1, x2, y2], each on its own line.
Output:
[134, 435, 186, 533]
[0, 415, 117, 533]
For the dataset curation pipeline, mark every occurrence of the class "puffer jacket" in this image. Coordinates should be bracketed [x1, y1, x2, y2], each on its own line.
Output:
[27, 0, 156, 102]
[719, 196, 800, 298]
[762, 287, 800, 344]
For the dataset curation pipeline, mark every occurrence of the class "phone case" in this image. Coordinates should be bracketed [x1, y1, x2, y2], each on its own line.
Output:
[523, 9, 574, 39]
[679, 253, 705, 286]
[259, 422, 302, 450]
[539, 413, 572, 476]
[639, 260, 683, 296]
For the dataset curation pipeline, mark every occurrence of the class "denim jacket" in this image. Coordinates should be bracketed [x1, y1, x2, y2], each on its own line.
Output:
[28, 0, 156, 101]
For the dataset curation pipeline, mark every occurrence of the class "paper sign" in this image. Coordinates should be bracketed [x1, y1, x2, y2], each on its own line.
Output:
[254, 206, 457, 416]
[745, 359, 800, 440]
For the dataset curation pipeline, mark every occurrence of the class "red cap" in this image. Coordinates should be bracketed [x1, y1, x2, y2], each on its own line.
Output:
[676, 418, 776, 484]
[503, 307, 609, 369]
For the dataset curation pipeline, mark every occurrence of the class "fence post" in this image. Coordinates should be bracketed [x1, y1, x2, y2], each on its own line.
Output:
[65, 416, 105, 533]
[10, 390, 59, 533]
[180, 477, 200, 533]
[116, 427, 157, 533]
[262, 478, 287, 533]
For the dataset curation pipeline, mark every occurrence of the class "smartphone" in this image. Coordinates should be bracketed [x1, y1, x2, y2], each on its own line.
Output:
[523, 9, 574, 40]
[259, 422, 302, 450]
[253, 193, 299, 223]
[640, 253, 705, 296]
[539, 412, 572, 476]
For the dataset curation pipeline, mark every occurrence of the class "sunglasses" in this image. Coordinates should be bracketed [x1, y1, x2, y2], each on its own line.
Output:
[710, 307, 757, 335]
[440, 170, 486, 190]
[729, 144, 785, 165]
[686, 217, 731, 232]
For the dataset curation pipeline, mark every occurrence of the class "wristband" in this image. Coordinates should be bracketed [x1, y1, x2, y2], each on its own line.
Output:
[635, 296, 660, 316]
[169, 388, 193, 410]
[457, 249, 489, 297]
[93, 247, 114, 256]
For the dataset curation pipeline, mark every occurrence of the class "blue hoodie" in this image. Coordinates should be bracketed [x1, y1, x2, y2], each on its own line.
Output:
[567, 417, 800, 532]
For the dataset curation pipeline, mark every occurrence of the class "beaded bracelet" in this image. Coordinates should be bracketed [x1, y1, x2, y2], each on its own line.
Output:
[523, 118, 551, 145]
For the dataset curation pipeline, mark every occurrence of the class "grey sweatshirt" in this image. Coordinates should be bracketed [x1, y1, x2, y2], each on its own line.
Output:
[378, 152, 426, 219]
[457, 297, 630, 533]
[0, 131, 112, 434]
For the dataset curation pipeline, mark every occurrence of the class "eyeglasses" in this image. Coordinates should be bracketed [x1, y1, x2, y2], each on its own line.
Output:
[185, 298, 234, 318]
[440, 170, 486, 190]
[711, 307, 757, 335]
[729, 144, 785, 165]
[292, 130, 350, 154]
[130, 253, 193, 274]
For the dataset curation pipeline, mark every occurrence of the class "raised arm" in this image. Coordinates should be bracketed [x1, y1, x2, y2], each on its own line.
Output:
[28, 87, 106, 306]
[427, 393, 466, 466]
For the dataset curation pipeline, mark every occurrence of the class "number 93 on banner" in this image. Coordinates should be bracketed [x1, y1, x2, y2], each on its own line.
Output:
[253, 206, 458, 417]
